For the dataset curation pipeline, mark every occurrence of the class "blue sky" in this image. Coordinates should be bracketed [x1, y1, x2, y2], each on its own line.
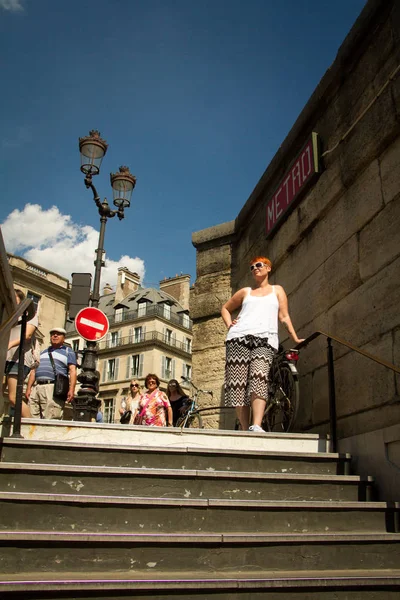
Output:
[0, 0, 367, 289]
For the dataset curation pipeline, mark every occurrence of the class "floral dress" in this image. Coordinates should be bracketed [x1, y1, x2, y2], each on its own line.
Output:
[139, 389, 171, 427]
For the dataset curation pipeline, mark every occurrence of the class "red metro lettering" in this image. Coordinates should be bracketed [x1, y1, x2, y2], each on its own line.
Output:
[266, 134, 318, 237]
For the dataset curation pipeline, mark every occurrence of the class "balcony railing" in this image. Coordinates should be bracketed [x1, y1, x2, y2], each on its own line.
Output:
[107, 303, 192, 330]
[98, 330, 192, 355]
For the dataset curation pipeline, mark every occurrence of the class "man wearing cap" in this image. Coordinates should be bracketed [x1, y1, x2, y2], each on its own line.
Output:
[26, 327, 77, 419]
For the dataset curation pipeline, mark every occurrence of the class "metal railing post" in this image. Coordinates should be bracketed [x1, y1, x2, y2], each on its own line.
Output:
[12, 310, 28, 438]
[327, 337, 337, 452]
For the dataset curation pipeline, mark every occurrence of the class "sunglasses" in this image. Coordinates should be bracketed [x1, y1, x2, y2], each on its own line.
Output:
[130, 384, 139, 388]
[250, 262, 266, 271]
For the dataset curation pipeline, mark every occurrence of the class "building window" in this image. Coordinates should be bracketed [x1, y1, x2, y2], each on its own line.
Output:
[184, 364, 192, 380]
[27, 291, 41, 315]
[185, 338, 192, 353]
[103, 398, 116, 423]
[165, 328, 173, 344]
[138, 302, 146, 317]
[115, 308, 123, 322]
[165, 357, 172, 379]
[182, 313, 190, 328]
[107, 358, 118, 381]
[72, 339, 80, 353]
[111, 331, 119, 347]
[128, 354, 143, 378]
[162, 356, 175, 380]
[134, 326, 143, 343]
[101, 358, 119, 382]
[163, 303, 171, 320]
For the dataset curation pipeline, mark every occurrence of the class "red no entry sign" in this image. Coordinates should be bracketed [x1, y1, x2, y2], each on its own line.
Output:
[75, 307, 109, 342]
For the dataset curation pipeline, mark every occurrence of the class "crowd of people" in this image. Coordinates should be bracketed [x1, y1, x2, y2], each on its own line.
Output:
[3, 289, 189, 426]
[117, 377, 190, 427]
[4, 255, 302, 431]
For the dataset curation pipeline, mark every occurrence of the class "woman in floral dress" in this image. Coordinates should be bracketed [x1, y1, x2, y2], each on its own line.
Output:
[137, 373, 173, 427]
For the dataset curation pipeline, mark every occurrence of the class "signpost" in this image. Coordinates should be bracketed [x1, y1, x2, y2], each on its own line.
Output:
[75, 307, 109, 342]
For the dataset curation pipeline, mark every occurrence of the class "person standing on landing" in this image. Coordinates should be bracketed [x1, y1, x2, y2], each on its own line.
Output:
[119, 380, 142, 424]
[221, 257, 304, 432]
[26, 327, 77, 419]
[5, 289, 38, 419]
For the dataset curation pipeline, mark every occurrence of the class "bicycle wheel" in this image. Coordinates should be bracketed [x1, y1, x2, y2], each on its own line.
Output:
[263, 363, 299, 432]
[176, 411, 203, 428]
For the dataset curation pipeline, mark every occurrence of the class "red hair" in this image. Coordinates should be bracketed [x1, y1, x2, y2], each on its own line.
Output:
[250, 256, 272, 270]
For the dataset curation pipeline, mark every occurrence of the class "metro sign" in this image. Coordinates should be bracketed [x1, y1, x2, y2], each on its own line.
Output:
[75, 307, 109, 342]
[266, 132, 320, 238]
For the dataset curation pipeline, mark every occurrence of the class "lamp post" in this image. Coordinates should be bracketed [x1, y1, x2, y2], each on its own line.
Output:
[72, 130, 136, 421]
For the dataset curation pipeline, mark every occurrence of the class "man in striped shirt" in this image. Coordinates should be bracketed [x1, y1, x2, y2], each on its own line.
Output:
[26, 327, 77, 419]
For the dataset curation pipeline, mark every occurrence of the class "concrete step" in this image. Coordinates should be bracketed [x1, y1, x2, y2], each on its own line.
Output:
[1, 438, 351, 474]
[0, 491, 397, 534]
[0, 462, 371, 501]
[18, 419, 331, 453]
[1, 570, 400, 599]
[1, 532, 400, 574]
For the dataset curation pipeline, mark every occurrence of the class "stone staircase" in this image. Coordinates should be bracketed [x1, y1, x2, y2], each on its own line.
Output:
[0, 421, 399, 598]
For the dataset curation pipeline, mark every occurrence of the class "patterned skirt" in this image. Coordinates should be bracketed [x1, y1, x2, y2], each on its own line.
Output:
[224, 335, 275, 407]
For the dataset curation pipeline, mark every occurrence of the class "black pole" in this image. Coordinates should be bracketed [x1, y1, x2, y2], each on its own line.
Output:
[327, 337, 337, 453]
[11, 310, 28, 438]
[91, 215, 107, 308]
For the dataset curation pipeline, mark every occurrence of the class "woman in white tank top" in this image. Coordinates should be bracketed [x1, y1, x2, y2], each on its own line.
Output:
[221, 256, 303, 432]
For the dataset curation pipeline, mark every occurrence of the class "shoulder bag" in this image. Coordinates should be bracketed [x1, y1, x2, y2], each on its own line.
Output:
[120, 410, 132, 424]
[48, 348, 70, 401]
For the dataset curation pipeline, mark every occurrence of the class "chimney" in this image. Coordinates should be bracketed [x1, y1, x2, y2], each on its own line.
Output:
[103, 283, 113, 295]
[115, 267, 141, 305]
[159, 274, 190, 310]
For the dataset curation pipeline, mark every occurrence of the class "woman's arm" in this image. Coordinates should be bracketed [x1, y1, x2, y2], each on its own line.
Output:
[166, 405, 173, 426]
[25, 368, 36, 400]
[162, 393, 173, 426]
[276, 286, 304, 345]
[221, 288, 247, 329]
[119, 397, 127, 415]
[8, 323, 37, 351]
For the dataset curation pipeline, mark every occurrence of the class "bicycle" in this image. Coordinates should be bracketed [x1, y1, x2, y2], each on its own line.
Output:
[175, 378, 214, 428]
[234, 346, 300, 432]
[262, 346, 300, 432]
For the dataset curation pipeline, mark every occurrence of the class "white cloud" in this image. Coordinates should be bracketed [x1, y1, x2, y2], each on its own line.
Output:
[0, 0, 24, 12]
[1, 204, 145, 289]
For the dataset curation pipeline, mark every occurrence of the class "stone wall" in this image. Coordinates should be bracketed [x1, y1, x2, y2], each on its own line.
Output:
[191, 0, 400, 495]
[191, 222, 236, 429]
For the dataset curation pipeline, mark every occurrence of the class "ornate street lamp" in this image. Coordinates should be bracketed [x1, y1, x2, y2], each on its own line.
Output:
[72, 131, 136, 421]
[79, 129, 108, 176]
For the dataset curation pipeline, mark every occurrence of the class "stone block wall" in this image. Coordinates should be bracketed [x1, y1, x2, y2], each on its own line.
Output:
[191, 0, 400, 451]
[191, 222, 236, 429]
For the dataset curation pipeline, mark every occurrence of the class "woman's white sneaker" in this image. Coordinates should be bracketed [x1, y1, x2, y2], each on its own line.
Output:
[248, 424, 264, 432]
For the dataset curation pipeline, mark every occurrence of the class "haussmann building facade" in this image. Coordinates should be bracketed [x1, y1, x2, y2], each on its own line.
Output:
[66, 268, 192, 423]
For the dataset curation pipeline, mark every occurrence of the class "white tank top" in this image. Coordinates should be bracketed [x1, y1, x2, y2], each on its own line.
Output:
[226, 286, 279, 349]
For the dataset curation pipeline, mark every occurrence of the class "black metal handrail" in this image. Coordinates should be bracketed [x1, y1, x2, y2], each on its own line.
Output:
[3, 298, 35, 439]
[295, 330, 400, 452]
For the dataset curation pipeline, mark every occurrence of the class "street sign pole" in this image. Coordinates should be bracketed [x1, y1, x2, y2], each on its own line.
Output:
[72, 308, 109, 423]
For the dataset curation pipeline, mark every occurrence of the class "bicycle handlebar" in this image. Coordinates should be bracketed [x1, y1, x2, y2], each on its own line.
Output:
[181, 376, 213, 396]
